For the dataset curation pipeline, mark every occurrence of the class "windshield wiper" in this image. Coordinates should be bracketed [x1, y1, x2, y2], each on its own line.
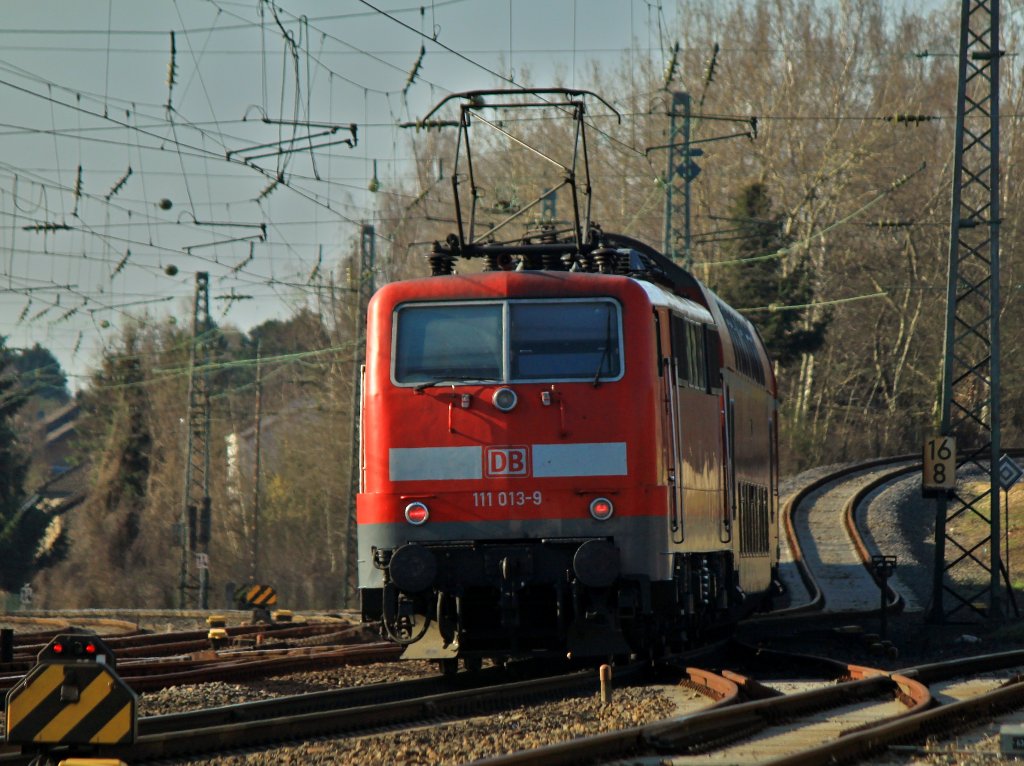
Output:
[592, 309, 614, 387]
[414, 377, 500, 392]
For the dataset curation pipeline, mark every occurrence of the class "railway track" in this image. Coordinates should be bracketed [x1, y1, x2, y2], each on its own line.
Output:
[114, 641, 403, 692]
[4, 455, 1022, 763]
[776, 449, 1024, 622]
[0, 660, 663, 764]
[462, 646, 1024, 766]
[0, 614, 142, 638]
[17, 643, 1012, 766]
[0, 621, 400, 692]
[774, 454, 919, 617]
[3, 619, 363, 659]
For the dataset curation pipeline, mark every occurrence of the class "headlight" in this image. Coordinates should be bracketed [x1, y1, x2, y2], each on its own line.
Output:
[404, 501, 430, 525]
[589, 497, 614, 521]
[492, 387, 518, 412]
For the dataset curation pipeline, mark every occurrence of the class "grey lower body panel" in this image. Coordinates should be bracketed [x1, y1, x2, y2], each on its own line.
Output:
[357, 515, 673, 589]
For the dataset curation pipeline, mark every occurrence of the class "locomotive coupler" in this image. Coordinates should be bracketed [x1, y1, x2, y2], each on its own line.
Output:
[371, 546, 391, 570]
[571, 581, 617, 626]
[565, 585, 630, 657]
[437, 591, 463, 648]
[381, 582, 432, 646]
[391, 591, 422, 639]
[555, 582, 569, 634]
[498, 556, 520, 628]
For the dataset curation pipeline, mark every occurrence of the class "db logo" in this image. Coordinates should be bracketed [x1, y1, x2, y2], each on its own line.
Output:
[484, 446, 530, 477]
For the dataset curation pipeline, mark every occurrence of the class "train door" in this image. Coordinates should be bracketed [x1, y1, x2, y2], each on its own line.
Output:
[721, 376, 735, 545]
[657, 309, 685, 544]
[668, 312, 725, 549]
[770, 409, 780, 567]
[727, 372, 775, 595]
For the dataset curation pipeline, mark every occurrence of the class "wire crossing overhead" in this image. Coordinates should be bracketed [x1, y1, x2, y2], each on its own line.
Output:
[931, 0, 1005, 624]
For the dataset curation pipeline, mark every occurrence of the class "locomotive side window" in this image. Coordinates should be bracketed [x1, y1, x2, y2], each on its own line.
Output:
[670, 315, 708, 391]
[714, 298, 766, 385]
[394, 304, 502, 383]
[704, 325, 723, 388]
[510, 301, 621, 381]
[670, 315, 688, 383]
[687, 321, 707, 391]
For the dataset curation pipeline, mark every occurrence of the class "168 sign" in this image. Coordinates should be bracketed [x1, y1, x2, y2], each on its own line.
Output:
[923, 436, 956, 494]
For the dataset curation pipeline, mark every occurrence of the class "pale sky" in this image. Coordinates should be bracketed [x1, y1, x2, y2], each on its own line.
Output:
[0, 0, 951, 387]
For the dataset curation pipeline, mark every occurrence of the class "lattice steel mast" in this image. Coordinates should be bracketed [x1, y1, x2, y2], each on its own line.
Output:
[343, 224, 376, 607]
[931, 0, 1003, 623]
[178, 271, 214, 609]
[662, 92, 694, 268]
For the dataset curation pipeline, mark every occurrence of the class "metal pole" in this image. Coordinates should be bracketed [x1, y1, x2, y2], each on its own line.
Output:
[872, 555, 896, 641]
[1, 628, 12, 663]
[929, 494, 947, 622]
[682, 94, 693, 269]
[345, 224, 376, 608]
[179, 271, 213, 609]
[662, 92, 692, 266]
[880, 582, 887, 641]
[250, 341, 263, 582]
[931, 0, 1003, 623]
[988, 0, 1003, 622]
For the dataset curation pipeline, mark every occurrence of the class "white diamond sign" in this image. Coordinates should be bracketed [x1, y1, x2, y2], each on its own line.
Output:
[999, 454, 1023, 491]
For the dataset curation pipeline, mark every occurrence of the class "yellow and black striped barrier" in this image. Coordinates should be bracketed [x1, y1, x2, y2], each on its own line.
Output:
[235, 583, 278, 608]
[4, 634, 136, 748]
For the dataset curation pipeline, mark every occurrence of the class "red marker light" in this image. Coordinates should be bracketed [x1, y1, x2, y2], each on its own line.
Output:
[52, 642, 64, 654]
[589, 497, 614, 521]
[85, 642, 97, 655]
[404, 501, 430, 525]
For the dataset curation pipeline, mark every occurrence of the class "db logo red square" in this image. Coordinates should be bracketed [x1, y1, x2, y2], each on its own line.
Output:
[484, 446, 530, 477]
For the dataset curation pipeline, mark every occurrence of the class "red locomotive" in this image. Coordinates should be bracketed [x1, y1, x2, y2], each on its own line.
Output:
[356, 90, 779, 668]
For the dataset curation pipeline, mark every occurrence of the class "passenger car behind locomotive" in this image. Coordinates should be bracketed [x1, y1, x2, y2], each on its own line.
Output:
[356, 90, 779, 666]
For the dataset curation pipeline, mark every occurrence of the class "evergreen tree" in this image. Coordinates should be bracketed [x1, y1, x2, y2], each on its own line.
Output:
[37, 318, 195, 606]
[712, 182, 829, 367]
[9, 344, 70, 404]
[248, 309, 330, 357]
[76, 323, 153, 562]
[0, 337, 48, 592]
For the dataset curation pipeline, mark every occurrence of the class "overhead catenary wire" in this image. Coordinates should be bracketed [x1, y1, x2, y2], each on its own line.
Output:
[0, 0, 967, 392]
[699, 163, 928, 269]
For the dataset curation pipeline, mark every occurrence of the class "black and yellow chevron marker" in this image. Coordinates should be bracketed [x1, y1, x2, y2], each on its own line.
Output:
[4, 635, 136, 747]
[236, 583, 277, 607]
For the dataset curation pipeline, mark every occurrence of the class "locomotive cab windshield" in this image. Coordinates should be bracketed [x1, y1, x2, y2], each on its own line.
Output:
[393, 298, 623, 386]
